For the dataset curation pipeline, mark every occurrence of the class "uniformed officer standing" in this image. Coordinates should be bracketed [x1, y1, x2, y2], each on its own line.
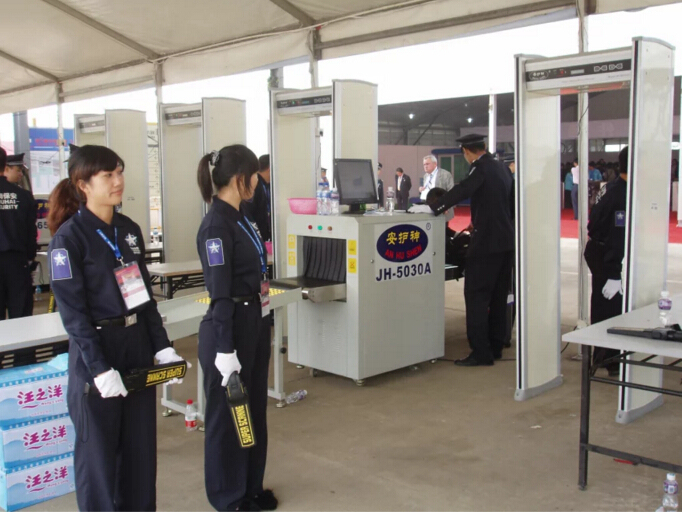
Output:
[6, 153, 32, 192]
[410, 134, 514, 366]
[0, 148, 37, 319]
[196, 145, 276, 511]
[47, 145, 186, 511]
[243, 154, 272, 242]
[584, 147, 629, 376]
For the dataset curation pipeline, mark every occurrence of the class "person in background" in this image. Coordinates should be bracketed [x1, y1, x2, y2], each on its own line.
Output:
[571, 159, 580, 220]
[395, 167, 412, 210]
[410, 134, 514, 367]
[377, 162, 384, 207]
[584, 147, 629, 377]
[5, 153, 32, 191]
[196, 145, 276, 511]
[243, 154, 271, 242]
[320, 168, 329, 186]
[47, 144, 186, 510]
[588, 162, 602, 182]
[564, 169, 574, 211]
[419, 154, 454, 201]
[0, 148, 37, 319]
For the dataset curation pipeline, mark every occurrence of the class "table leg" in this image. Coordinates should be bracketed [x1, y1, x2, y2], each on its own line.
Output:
[272, 311, 285, 408]
[579, 344, 592, 490]
[166, 276, 173, 301]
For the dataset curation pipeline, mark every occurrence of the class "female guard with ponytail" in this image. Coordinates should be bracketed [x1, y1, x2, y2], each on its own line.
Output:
[48, 144, 186, 511]
[196, 145, 277, 511]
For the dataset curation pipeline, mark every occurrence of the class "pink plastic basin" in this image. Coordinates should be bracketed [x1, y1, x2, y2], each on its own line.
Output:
[288, 198, 317, 215]
[265, 241, 273, 255]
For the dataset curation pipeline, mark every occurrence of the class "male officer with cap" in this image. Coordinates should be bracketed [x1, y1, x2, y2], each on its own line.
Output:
[410, 134, 514, 366]
[4, 153, 30, 190]
[0, 148, 38, 319]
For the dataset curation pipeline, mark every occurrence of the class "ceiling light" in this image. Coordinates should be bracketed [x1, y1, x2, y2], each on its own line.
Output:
[467, 117, 473, 124]
[408, 113, 414, 119]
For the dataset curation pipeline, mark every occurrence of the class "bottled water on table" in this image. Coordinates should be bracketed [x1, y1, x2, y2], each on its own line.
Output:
[321, 184, 331, 215]
[185, 399, 198, 431]
[316, 182, 325, 215]
[659, 290, 672, 327]
[330, 188, 340, 215]
[386, 186, 396, 213]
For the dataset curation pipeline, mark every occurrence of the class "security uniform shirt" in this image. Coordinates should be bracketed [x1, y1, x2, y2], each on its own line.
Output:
[430, 152, 514, 256]
[587, 177, 627, 280]
[49, 204, 171, 380]
[0, 176, 37, 259]
[197, 196, 266, 354]
[243, 174, 271, 242]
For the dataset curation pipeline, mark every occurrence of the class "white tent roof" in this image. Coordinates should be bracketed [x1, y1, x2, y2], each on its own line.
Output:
[1, 0, 679, 114]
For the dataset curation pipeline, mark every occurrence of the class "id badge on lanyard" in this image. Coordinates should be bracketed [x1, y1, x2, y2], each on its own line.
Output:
[97, 227, 150, 311]
[238, 220, 270, 318]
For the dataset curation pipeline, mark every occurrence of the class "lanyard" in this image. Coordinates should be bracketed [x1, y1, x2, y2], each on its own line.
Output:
[238, 220, 267, 276]
[96, 227, 124, 266]
[425, 173, 433, 189]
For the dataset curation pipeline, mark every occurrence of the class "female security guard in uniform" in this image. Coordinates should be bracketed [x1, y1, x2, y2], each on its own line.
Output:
[48, 145, 186, 511]
[196, 145, 276, 511]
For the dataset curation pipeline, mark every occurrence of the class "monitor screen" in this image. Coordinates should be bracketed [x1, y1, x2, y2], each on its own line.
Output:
[334, 158, 378, 206]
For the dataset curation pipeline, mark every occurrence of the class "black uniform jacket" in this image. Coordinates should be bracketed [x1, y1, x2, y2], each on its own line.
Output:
[196, 197, 266, 354]
[587, 177, 627, 280]
[242, 174, 271, 242]
[49, 205, 171, 379]
[0, 176, 37, 259]
[430, 152, 514, 257]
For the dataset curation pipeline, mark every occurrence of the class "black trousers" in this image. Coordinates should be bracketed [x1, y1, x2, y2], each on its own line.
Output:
[0, 251, 33, 319]
[591, 273, 623, 372]
[199, 301, 271, 510]
[464, 251, 514, 363]
[67, 318, 157, 511]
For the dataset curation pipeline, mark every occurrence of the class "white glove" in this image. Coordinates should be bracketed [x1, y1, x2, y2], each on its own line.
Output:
[408, 205, 433, 214]
[155, 347, 191, 385]
[94, 369, 128, 398]
[602, 279, 622, 300]
[215, 351, 242, 387]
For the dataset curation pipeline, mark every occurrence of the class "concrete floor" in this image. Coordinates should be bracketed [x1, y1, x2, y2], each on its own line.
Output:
[28, 239, 682, 511]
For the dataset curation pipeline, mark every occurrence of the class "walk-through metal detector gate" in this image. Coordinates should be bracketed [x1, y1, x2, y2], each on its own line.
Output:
[515, 38, 674, 423]
[75, 110, 150, 243]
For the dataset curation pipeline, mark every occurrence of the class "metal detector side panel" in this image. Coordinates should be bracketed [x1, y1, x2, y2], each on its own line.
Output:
[202, 98, 246, 156]
[160, 103, 203, 264]
[333, 80, 379, 178]
[270, 89, 317, 278]
[618, 38, 675, 424]
[74, 114, 105, 146]
[105, 110, 150, 243]
[514, 55, 563, 401]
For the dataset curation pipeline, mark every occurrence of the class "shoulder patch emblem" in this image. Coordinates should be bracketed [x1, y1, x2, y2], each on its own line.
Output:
[51, 249, 73, 280]
[206, 238, 225, 266]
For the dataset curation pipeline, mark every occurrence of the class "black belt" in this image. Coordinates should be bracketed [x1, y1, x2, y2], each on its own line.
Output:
[231, 294, 260, 304]
[95, 313, 138, 328]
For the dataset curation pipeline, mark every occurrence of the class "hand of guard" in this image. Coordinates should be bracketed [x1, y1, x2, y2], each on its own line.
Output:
[94, 369, 128, 398]
[602, 279, 623, 300]
[155, 347, 191, 385]
[215, 352, 242, 387]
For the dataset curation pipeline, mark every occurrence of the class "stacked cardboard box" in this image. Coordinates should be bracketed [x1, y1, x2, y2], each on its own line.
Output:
[0, 355, 75, 511]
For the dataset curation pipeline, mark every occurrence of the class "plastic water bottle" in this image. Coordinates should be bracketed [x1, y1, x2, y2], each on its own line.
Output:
[322, 184, 331, 215]
[316, 182, 325, 215]
[285, 389, 307, 404]
[152, 227, 159, 244]
[659, 291, 672, 327]
[185, 399, 198, 431]
[330, 188, 340, 215]
[662, 474, 679, 512]
[386, 186, 396, 213]
[35, 285, 42, 302]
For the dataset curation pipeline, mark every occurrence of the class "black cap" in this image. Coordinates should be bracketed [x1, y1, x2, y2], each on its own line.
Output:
[502, 155, 515, 164]
[6, 153, 25, 166]
[456, 133, 486, 146]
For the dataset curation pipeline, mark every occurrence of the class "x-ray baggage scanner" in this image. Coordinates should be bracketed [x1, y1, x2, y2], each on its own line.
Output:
[75, 110, 151, 243]
[159, 98, 246, 264]
[515, 38, 674, 423]
[270, 81, 445, 384]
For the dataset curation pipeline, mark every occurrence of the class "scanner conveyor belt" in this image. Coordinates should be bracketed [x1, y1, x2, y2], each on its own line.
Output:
[270, 277, 347, 304]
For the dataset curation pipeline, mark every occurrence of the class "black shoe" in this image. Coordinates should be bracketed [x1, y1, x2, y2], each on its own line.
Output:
[503, 341, 512, 348]
[252, 490, 278, 511]
[226, 498, 262, 511]
[454, 354, 494, 367]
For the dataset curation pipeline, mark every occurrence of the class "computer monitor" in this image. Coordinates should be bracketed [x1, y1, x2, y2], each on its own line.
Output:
[334, 158, 378, 212]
